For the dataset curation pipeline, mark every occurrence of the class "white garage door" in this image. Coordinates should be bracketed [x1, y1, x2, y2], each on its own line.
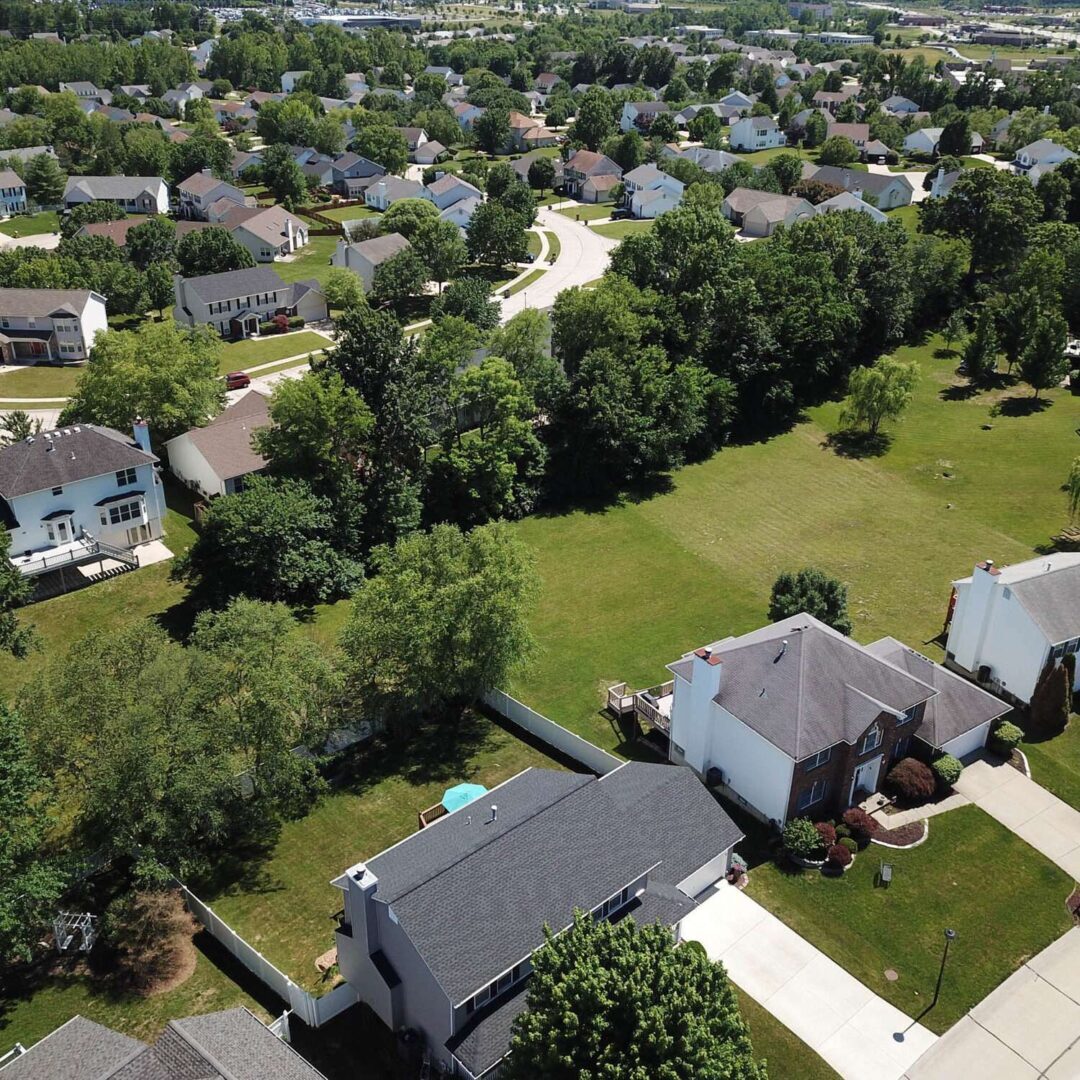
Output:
[941, 721, 992, 761]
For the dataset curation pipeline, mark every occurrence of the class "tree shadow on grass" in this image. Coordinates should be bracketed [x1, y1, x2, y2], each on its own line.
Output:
[822, 429, 893, 459]
[991, 395, 1053, 418]
[933, 347, 960, 361]
[939, 382, 980, 402]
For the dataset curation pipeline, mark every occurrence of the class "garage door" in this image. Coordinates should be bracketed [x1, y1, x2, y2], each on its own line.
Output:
[941, 721, 991, 761]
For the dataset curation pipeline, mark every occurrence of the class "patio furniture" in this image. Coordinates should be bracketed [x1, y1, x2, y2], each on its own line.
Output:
[879, 861, 893, 888]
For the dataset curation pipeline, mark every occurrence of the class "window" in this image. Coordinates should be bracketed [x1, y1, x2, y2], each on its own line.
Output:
[1052, 643, 1066, 661]
[861, 725, 882, 754]
[898, 706, 916, 725]
[893, 734, 910, 761]
[1067, 639, 1080, 656]
[798, 779, 827, 810]
[51, 485, 62, 496]
[116, 467, 137, 486]
[804, 747, 831, 772]
[107, 499, 142, 525]
[1003, 587, 1012, 600]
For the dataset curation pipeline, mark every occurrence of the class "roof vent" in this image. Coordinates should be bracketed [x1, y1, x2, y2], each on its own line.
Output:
[489, 804, 497, 823]
[24, 435, 33, 444]
[45, 444, 55, 453]
[776, 639, 789, 661]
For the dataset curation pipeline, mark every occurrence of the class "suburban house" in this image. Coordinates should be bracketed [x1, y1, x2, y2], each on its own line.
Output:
[364, 176, 424, 211]
[826, 121, 869, 148]
[622, 164, 684, 218]
[0, 168, 27, 213]
[330, 232, 411, 291]
[452, 101, 484, 131]
[945, 555, 1080, 705]
[166, 390, 270, 499]
[422, 174, 482, 211]
[620, 101, 671, 133]
[414, 140, 448, 166]
[861, 139, 897, 165]
[0, 287, 108, 363]
[62, 175, 169, 214]
[0, 1009, 326, 1080]
[562, 149, 622, 199]
[652, 614, 1008, 826]
[230, 149, 264, 179]
[511, 151, 564, 187]
[333, 762, 743, 1078]
[330, 151, 385, 194]
[881, 94, 919, 115]
[177, 170, 247, 220]
[729, 115, 786, 151]
[218, 205, 309, 262]
[398, 126, 429, 154]
[1012, 139, 1077, 184]
[0, 420, 165, 590]
[281, 70, 310, 92]
[671, 145, 741, 173]
[814, 190, 887, 223]
[806, 164, 914, 209]
[439, 196, 481, 230]
[77, 218, 207, 247]
[59, 81, 109, 102]
[722, 188, 813, 236]
[902, 127, 984, 157]
[173, 266, 328, 339]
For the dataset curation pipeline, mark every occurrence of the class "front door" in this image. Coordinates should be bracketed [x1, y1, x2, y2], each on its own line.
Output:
[850, 755, 882, 805]
[56, 519, 70, 543]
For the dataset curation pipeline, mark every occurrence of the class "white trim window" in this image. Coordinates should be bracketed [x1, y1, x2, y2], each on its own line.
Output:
[116, 467, 137, 486]
[898, 706, 917, 725]
[104, 498, 143, 526]
[798, 778, 828, 810]
[861, 725, 883, 754]
[804, 747, 832, 772]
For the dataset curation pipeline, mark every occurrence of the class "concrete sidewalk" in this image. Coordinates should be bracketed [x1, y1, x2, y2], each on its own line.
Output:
[954, 753, 1080, 878]
[905, 928, 1080, 1078]
[681, 884, 936, 1080]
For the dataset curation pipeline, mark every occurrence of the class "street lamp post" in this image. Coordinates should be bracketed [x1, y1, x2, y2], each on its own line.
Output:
[931, 928, 957, 1010]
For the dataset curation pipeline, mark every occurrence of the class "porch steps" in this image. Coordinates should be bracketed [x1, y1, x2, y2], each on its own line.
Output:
[29, 560, 136, 603]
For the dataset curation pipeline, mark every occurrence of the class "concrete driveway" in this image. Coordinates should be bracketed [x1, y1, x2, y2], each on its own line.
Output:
[905, 929, 1080, 1078]
[954, 753, 1080, 878]
[681, 884, 937, 1080]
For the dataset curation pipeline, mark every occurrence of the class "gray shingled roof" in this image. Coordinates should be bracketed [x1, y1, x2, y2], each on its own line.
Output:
[63, 176, 164, 200]
[0, 424, 156, 499]
[0, 1017, 146, 1080]
[864, 637, 1010, 747]
[180, 266, 287, 304]
[1007, 562, 1080, 644]
[171, 391, 269, 482]
[703, 615, 937, 759]
[809, 164, 914, 198]
[446, 983, 530, 1077]
[0, 287, 95, 316]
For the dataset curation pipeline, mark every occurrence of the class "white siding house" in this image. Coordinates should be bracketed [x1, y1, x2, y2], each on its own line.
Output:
[729, 115, 786, 151]
[0, 288, 108, 363]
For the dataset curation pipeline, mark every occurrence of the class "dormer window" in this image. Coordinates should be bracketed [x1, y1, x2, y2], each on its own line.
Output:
[861, 725, 882, 754]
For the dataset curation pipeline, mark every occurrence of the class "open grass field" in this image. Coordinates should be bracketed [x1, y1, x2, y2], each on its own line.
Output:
[312, 205, 381, 224]
[745, 806, 1074, 1034]
[218, 330, 329, 372]
[591, 219, 653, 240]
[200, 713, 573, 992]
[0, 211, 58, 237]
[558, 203, 612, 222]
[0, 362, 82, 399]
[272, 236, 337, 286]
[738, 993, 839, 1080]
[506, 337, 1080, 752]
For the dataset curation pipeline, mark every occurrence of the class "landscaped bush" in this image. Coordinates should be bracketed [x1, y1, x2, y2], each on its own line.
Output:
[839, 836, 858, 854]
[272, 314, 289, 333]
[932, 753, 964, 789]
[783, 817, 823, 859]
[287, 315, 305, 329]
[988, 719, 1023, 756]
[258, 320, 276, 335]
[826, 843, 852, 869]
[841, 806, 882, 842]
[815, 821, 837, 848]
[885, 757, 937, 802]
[835, 823, 852, 839]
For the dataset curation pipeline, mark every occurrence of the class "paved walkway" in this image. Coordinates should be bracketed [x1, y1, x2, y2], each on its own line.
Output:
[905, 929, 1080, 1079]
[953, 753, 1080, 879]
[681, 884, 937, 1080]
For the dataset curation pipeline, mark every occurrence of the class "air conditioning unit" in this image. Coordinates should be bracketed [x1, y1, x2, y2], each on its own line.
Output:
[977, 664, 993, 683]
[706, 766, 724, 788]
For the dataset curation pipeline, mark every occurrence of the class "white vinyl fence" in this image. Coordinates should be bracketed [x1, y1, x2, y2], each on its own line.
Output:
[174, 879, 359, 1029]
[483, 689, 622, 776]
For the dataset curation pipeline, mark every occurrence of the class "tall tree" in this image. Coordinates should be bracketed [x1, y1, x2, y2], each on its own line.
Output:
[571, 85, 616, 151]
[126, 215, 175, 271]
[0, 529, 35, 659]
[474, 106, 511, 154]
[467, 200, 528, 267]
[353, 123, 408, 175]
[412, 217, 468, 292]
[963, 305, 1000, 384]
[1019, 307, 1069, 398]
[838, 355, 919, 436]
[504, 912, 765, 1080]
[176, 226, 255, 277]
[260, 143, 307, 207]
[769, 567, 853, 635]
[22, 152, 65, 205]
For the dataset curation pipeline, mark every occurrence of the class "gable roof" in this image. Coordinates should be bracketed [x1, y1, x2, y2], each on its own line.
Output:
[63, 175, 164, 200]
[0, 167, 25, 188]
[809, 164, 913, 197]
[180, 266, 287, 304]
[169, 390, 269, 482]
[178, 170, 232, 196]
[0, 423, 156, 500]
[964, 554, 1080, 644]
[0, 287, 96, 317]
[425, 173, 481, 197]
[224, 205, 306, 247]
[566, 149, 621, 176]
[346, 231, 410, 265]
[677, 614, 937, 759]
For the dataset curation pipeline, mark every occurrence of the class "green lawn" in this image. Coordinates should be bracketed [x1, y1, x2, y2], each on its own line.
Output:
[200, 713, 572, 992]
[506, 338, 1080, 752]
[746, 806, 1074, 1034]
[886, 204, 921, 238]
[730, 146, 816, 167]
[558, 203, 612, 222]
[1019, 712, 1080, 809]
[591, 219, 653, 240]
[0, 211, 58, 237]
[272, 236, 338, 286]
[218, 330, 329, 373]
[0, 363, 82, 399]
[544, 230, 561, 261]
[526, 230, 542, 258]
[739, 993, 839, 1080]
[502, 268, 545, 297]
[312, 205, 381, 225]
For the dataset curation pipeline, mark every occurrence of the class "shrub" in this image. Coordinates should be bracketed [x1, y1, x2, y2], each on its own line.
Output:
[258, 320, 276, 335]
[287, 315, 305, 329]
[815, 821, 837, 848]
[839, 836, 858, 854]
[272, 314, 289, 333]
[783, 816, 823, 859]
[102, 888, 196, 995]
[835, 823, 852, 840]
[988, 719, 1023, 756]
[841, 806, 882, 841]
[932, 753, 963, 789]
[826, 843, 852, 868]
[885, 757, 936, 802]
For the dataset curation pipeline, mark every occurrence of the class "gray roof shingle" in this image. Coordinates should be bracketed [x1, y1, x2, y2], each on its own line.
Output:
[0, 1017, 146, 1080]
[1006, 561, 1080, 644]
[180, 266, 288, 305]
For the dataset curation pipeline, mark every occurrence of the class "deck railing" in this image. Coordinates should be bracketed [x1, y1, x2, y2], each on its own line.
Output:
[633, 681, 675, 733]
[13, 530, 138, 578]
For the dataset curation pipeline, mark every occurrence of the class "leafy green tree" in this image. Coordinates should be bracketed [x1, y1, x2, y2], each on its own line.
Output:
[1030, 659, 1070, 735]
[963, 305, 1000, 385]
[768, 567, 853, 635]
[804, 110, 828, 147]
[467, 200, 528, 267]
[144, 262, 175, 320]
[176, 225, 255, 277]
[371, 247, 429, 310]
[937, 115, 972, 157]
[485, 161, 516, 198]
[260, 143, 307, 207]
[23, 152, 65, 205]
[504, 912, 765, 1080]
[126, 215, 175, 271]
[488, 308, 566, 413]
[494, 178, 537, 228]
[412, 217, 468, 291]
[602, 129, 647, 173]
[474, 106, 511, 154]
[943, 309, 967, 352]
[430, 274, 500, 330]
[1020, 306, 1069, 398]
[1039, 170, 1070, 222]
[765, 151, 804, 195]
[838, 355, 919, 436]
[340, 522, 537, 722]
[175, 476, 363, 607]
[688, 108, 724, 144]
[324, 265, 366, 311]
[312, 113, 346, 157]
[817, 135, 859, 166]
[60, 200, 125, 240]
[61, 322, 224, 442]
[353, 123, 408, 174]
[379, 197, 439, 239]
[0, 410, 40, 444]
[1066, 455, 1080, 522]
[0, 529, 35, 659]
[0, 705, 66, 962]
[571, 85, 616, 150]
[169, 133, 233, 184]
[528, 155, 556, 196]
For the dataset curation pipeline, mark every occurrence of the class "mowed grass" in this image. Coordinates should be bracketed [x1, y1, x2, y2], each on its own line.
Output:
[200, 713, 572, 992]
[886, 203, 921, 237]
[591, 219, 653, 240]
[738, 993, 839, 1080]
[1019, 712, 1080, 809]
[0, 210, 58, 237]
[557, 203, 612, 222]
[0, 363, 83, 399]
[218, 330, 329, 372]
[272, 235, 337, 286]
[312, 204, 381, 224]
[544, 230, 561, 260]
[526, 229, 542, 258]
[502, 267, 545, 297]
[507, 338, 1080, 750]
[745, 806, 1074, 1033]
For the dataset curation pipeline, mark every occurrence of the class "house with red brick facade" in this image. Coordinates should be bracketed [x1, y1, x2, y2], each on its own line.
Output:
[649, 614, 1008, 827]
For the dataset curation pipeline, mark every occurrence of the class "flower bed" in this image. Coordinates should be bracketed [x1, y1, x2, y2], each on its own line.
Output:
[871, 820, 927, 849]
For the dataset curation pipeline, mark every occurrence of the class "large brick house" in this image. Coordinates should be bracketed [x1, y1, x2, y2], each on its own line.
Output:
[644, 614, 1008, 827]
